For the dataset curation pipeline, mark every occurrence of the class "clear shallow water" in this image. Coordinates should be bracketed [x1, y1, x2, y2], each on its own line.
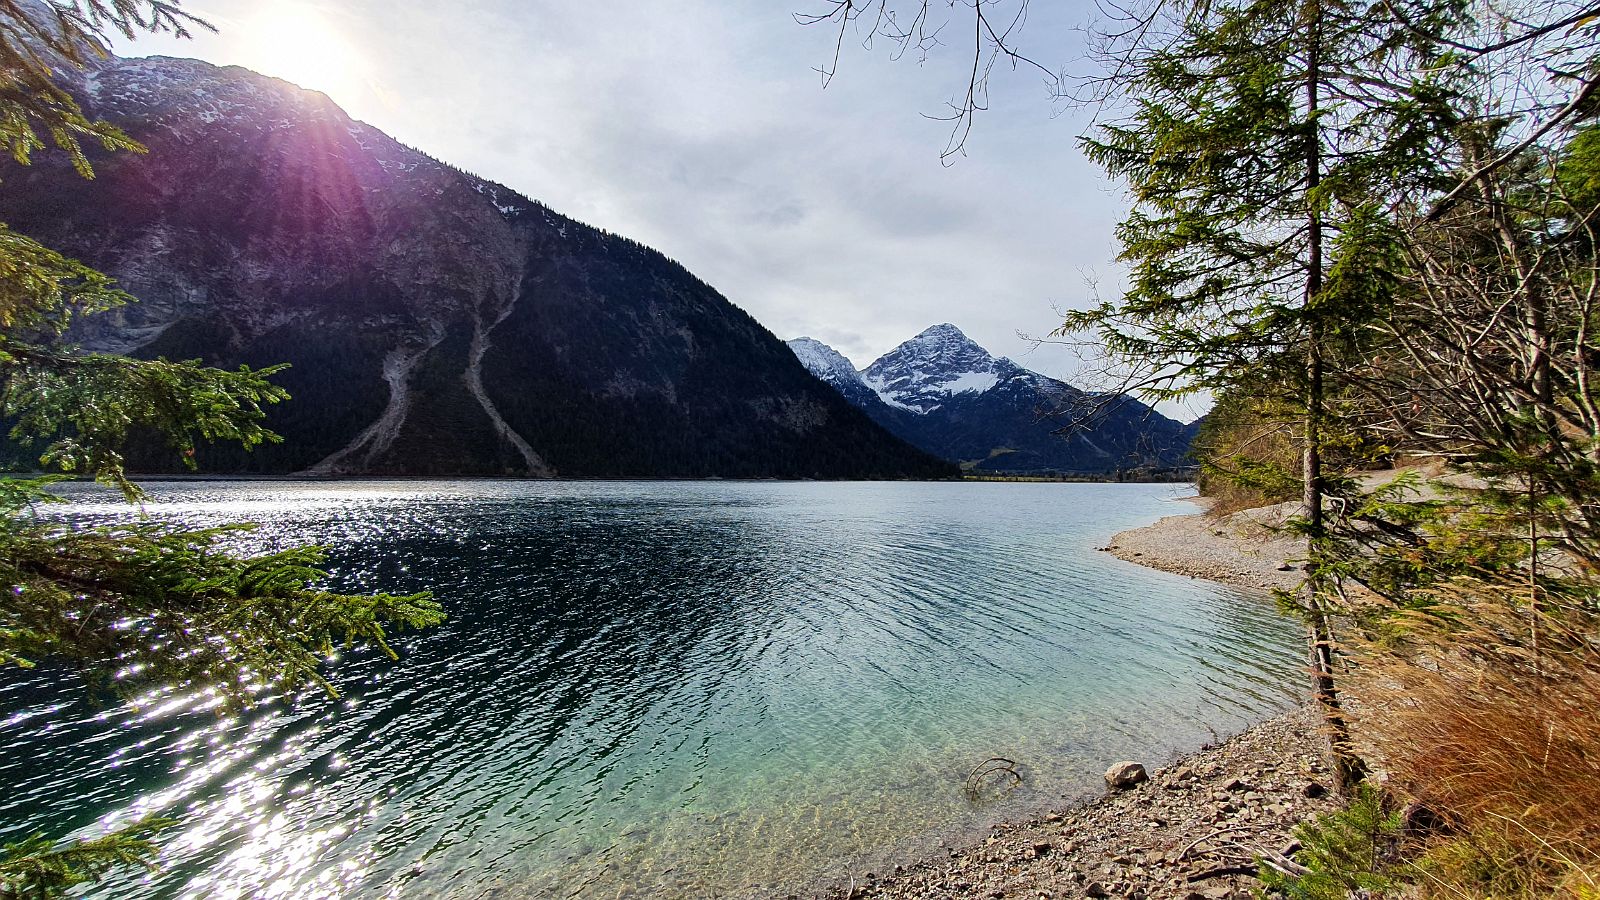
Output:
[0, 480, 1301, 899]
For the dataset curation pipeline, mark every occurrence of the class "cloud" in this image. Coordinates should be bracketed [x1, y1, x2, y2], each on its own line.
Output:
[111, 0, 1205, 421]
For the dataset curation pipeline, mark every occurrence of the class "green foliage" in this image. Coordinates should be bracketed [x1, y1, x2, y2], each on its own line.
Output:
[0, 492, 443, 699]
[0, 224, 125, 333]
[0, 817, 170, 900]
[1061, 0, 1461, 403]
[1058, 0, 1600, 891]
[1193, 390, 1303, 510]
[1261, 785, 1407, 900]
[3, 353, 289, 497]
[1408, 819, 1593, 896]
[0, 1, 208, 178]
[1323, 123, 1600, 629]
[1062, 0, 1471, 798]
[0, 225, 291, 498]
[1193, 385, 1394, 514]
[1328, 479, 1536, 635]
[1222, 457, 1301, 500]
[1557, 125, 1600, 213]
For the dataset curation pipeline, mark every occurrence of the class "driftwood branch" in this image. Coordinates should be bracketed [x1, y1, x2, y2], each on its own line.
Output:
[965, 756, 1023, 799]
[1179, 824, 1311, 883]
[1186, 865, 1259, 882]
[1178, 824, 1270, 859]
[1258, 850, 1312, 878]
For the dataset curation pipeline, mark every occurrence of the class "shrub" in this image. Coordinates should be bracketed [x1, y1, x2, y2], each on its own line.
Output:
[1260, 784, 1407, 900]
[1192, 392, 1304, 514]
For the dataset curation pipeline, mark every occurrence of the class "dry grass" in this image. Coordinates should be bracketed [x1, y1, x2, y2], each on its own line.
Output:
[1354, 589, 1600, 898]
[1202, 476, 1294, 518]
[1193, 414, 1303, 516]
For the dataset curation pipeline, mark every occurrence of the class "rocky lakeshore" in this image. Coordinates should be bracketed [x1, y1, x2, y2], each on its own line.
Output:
[1102, 497, 1305, 593]
[1102, 467, 1472, 594]
[819, 706, 1334, 900]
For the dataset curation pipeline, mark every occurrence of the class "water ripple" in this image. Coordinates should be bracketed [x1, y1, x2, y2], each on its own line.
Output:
[0, 481, 1302, 899]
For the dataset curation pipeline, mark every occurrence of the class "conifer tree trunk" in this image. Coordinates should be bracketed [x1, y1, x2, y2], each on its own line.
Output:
[1067, 0, 1464, 792]
[1301, 0, 1366, 795]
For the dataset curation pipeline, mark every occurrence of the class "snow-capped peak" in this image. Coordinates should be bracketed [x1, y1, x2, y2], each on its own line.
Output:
[861, 324, 1007, 414]
[788, 337, 865, 387]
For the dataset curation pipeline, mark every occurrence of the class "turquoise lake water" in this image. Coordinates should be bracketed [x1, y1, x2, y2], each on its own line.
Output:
[0, 480, 1302, 898]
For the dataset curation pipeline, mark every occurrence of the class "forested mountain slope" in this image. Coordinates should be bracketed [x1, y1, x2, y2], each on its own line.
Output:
[0, 52, 951, 479]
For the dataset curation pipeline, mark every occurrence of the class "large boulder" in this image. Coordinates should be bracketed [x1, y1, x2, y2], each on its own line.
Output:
[1104, 761, 1149, 789]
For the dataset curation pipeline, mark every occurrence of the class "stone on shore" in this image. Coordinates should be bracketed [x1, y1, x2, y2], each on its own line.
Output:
[1104, 761, 1149, 789]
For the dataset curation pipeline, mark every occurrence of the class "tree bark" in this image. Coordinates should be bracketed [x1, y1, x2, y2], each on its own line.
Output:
[1302, 0, 1366, 796]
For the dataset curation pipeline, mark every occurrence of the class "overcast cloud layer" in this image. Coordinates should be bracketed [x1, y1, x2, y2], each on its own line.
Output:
[112, 1, 1204, 422]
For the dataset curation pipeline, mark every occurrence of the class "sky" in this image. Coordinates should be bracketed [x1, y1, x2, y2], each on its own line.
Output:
[111, 1, 1205, 422]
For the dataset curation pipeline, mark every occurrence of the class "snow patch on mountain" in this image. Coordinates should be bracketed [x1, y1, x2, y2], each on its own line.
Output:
[859, 324, 1008, 414]
[939, 371, 1000, 394]
[859, 378, 921, 412]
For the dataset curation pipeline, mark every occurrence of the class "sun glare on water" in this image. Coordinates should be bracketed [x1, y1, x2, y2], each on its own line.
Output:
[243, 3, 366, 101]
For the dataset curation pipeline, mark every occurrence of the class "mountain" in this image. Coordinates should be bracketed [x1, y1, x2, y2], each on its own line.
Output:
[787, 337, 895, 414]
[788, 325, 1194, 474]
[861, 324, 1009, 415]
[0, 49, 953, 479]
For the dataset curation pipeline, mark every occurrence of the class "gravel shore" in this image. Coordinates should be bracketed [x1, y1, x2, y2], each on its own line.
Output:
[1103, 498, 1306, 593]
[1103, 466, 1471, 594]
[821, 708, 1334, 900]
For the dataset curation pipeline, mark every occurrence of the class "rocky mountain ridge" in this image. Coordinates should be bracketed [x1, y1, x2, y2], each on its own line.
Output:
[0, 48, 952, 479]
[788, 326, 1195, 474]
[787, 337, 892, 413]
[860, 323, 1010, 414]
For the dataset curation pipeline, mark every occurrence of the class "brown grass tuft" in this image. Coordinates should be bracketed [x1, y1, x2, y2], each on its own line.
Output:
[1354, 587, 1600, 898]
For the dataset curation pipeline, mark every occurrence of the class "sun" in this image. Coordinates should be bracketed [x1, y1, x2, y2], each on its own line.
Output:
[243, 3, 366, 101]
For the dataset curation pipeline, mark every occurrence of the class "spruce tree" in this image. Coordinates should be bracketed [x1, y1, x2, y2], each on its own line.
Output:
[1059, 0, 1465, 793]
[0, 4, 443, 896]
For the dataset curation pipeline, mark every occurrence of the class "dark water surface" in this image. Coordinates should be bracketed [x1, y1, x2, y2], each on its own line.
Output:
[0, 480, 1301, 898]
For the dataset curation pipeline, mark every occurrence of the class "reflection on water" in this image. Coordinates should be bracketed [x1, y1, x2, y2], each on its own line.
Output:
[0, 481, 1301, 898]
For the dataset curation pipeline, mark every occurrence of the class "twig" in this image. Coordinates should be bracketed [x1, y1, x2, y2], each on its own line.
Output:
[965, 756, 1023, 798]
[1178, 824, 1270, 859]
[1258, 850, 1312, 878]
[1427, 73, 1600, 222]
[1186, 865, 1259, 882]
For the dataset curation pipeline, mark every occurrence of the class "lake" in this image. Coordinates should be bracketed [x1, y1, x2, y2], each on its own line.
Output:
[0, 480, 1302, 898]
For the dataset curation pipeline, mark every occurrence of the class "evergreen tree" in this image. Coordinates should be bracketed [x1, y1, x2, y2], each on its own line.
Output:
[1058, 0, 1465, 793]
[0, 4, 443, 896]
